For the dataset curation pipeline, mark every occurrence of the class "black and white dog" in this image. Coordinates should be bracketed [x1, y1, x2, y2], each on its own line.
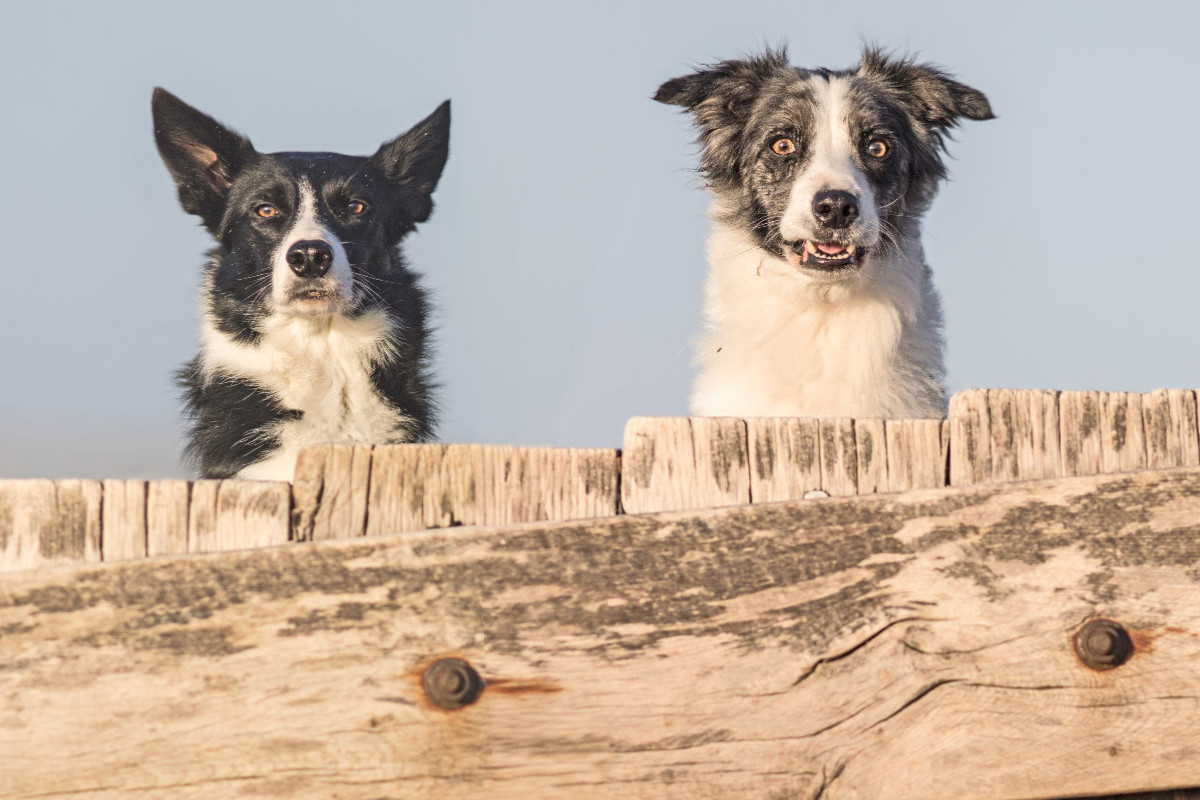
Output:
[656, 48, 992, 419]
[152, 89, 449, 480]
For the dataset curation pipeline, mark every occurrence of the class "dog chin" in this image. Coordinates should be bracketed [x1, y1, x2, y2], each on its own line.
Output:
[277, 290, 347, 316]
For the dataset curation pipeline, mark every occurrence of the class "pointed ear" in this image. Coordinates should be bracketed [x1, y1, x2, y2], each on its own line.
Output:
[654, 50, 787, 187]
[152, 88, 255, 234]
[860, 48, 994, 131]
[654, 49, 786, 123]
[370, 100, 451, 224]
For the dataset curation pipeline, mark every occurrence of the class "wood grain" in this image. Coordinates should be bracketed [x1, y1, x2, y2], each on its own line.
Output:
[948, 388, 990, 486]
[883, 419, 944, 491]
[853, 418, 887, 494]
[187, 480, 290, 554]
[622, 417, 749, 513]
[818, 418, 858, 496]
[746, 418, 822, 503]
[100, 479, 146, 562]
[1100, 392, 1148, 474]
[146, 480, 190, 557]
[0, 479, 101, 571]
[3, 470, 1200, 799]
[366, 445, 620, 534]
[292, 444, 374, 541]
[1059, 390, 1103, 477]
[1143, 389, 1200, 470]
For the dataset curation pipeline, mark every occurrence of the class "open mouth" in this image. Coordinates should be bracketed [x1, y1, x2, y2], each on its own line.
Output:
[789, 241, 865, 271]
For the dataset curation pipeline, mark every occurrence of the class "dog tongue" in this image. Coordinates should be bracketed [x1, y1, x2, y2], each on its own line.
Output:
[816, 242, 845, 255]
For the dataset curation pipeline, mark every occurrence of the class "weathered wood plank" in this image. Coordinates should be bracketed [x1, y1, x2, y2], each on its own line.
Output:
[1022, 389, 1063, 481]
[292, 444, 374, 541]
[746, 418, 823, 503]
[100, 479, 146, 562]
[883, 419, 944, 491]
[1143, 389, 1200, 470]
[1100, 392, 1148, 474]
[985, 388, 1021, 483]
[622, 417, 749, 513]
[146, 480, 190, 558]
[948, 388, 990, 486]
[0, 480, 101, 571]
[5, 469, 1200, 799]
[187, 480, 290, 554]
[818, 418, 858, 496]
[366, 445, 620, 534]
[1059, 390, 1103, 477]
[853, 418, 887, 494]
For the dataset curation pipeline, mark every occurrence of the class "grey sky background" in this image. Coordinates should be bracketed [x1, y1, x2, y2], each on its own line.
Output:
[2, 1, 1197, 478]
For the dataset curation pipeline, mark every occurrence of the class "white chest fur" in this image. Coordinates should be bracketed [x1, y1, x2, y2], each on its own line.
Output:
[691, 221, 946, 419]
[201, 309, 409, 481]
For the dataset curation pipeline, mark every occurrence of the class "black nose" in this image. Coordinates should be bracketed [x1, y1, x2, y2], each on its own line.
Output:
[812, 190, 859, 229]
[285, 240, 334, 278]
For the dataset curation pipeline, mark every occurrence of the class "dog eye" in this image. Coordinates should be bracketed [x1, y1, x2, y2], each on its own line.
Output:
[866, 140, 888, 158]
[347, 200, 368, 215]
[771, 138, 796, 156]
[255, 204, 279, 219]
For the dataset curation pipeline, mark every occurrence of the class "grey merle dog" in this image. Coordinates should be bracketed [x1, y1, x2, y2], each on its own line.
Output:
[153, 89, 449, 480]
[656, 47, 993, 419]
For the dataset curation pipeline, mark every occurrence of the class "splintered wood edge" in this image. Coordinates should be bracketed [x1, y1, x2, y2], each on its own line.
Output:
[4, 468, 1200, 800]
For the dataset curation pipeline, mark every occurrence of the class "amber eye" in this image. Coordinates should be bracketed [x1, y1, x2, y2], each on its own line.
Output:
[347, 200, 367, 215]
[866, 140, 888, 158]
[255, 204, 278, 219]
[772, 138, 796, 156]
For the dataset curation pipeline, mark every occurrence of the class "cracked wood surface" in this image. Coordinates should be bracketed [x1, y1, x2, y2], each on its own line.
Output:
[3, 469, 1200, 799]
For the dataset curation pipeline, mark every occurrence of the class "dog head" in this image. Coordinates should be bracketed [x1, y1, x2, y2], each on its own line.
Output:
[656, 47, 992, 280]
[152, 89, 449, 325]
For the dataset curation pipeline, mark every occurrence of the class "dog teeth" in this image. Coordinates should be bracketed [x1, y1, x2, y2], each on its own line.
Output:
[845, 245, 856, 255]
[804, 241, 819, 256]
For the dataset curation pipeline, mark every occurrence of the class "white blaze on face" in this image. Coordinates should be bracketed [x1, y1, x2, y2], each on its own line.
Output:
[271, 179, 353, 312]
[778, 75, 880, 246]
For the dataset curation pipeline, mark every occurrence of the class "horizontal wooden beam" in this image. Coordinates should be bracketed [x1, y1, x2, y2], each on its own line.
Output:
[3, 469, 1200, 799]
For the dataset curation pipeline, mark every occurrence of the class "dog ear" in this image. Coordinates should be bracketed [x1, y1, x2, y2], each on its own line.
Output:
[860, 48, 995, 131]
[370, 100, 451, 224]
[654, 51, 787, 187]
[152, 88, 255, 234]
[654, 49, 785, 123]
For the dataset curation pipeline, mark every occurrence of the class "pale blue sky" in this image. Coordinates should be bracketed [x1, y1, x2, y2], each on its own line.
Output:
[2, 0, 1198, 477]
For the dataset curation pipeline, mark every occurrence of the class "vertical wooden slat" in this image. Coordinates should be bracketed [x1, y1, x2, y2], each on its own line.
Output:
[1059, 391, 1103, 477]
[146, 480, 190, 558]
[1022, 390, 1063, 481]
[292, 444, 374, 541]
[948, 389, 990, 486]
[986, 389, 1021, 484]
[0, 480, 102, 571]
[746, 418, 822, 503]
[189, 480, 289, 554]
[1099, 392, 1147, 474]
[365, 444, 454, 535]
[1143, 389, 1177, 469]
[885, 419, 945, 491]
[854, 419, 888, 494]
[1170, 390, 1200, 467]
[621, 418, 749, 514]
[101, 480, 147, 562]
[366, 445, 620, 535]
[474, 447, 621, 526]
[818, 419, 858, 496]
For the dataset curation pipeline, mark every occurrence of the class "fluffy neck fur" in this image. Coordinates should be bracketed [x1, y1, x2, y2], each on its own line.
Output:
[691, 209, 946, 419]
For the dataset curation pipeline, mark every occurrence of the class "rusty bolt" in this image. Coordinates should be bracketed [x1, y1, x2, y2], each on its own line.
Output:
[423, 657, 484, 710]
[1074, 619, 1133, 671]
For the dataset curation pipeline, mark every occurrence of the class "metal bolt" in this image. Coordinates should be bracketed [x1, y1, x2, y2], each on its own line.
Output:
[1074, 619, 1133, 671]
[423, 657, 484, 710]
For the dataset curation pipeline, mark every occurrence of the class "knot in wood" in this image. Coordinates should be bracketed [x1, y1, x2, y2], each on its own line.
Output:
[423, 658, 484, 710]
[1074, 619, 1133, 671]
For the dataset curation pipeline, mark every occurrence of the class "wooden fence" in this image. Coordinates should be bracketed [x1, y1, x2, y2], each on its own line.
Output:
[5, 389, 1200, 572]
[3, 388, 1200, 799]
